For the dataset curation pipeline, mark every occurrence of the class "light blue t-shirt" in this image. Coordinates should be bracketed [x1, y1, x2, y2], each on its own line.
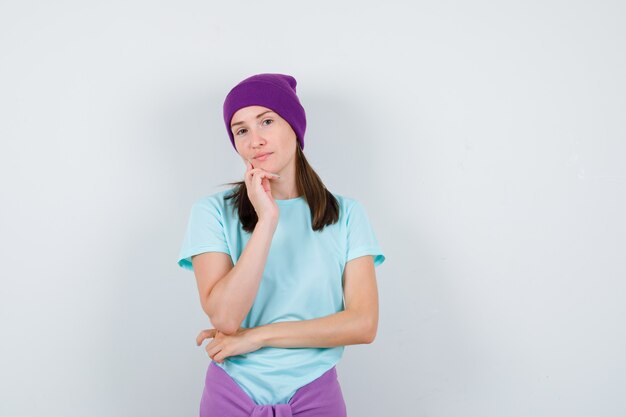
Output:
[177, 187, 385, 405]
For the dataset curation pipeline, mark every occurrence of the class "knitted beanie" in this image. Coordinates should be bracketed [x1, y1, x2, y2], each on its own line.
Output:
[223, 73, 307, 152]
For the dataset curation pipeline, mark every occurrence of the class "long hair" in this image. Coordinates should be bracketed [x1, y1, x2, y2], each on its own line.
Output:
[219, 144, 339, 233]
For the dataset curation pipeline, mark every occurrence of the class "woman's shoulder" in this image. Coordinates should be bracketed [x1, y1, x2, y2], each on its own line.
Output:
[191, 187, 237, 213]
[330, 191, 362, 209]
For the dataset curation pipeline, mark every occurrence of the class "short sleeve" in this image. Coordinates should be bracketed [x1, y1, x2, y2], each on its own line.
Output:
[345, 200, 386, 267]
[177, 198, 231, 271]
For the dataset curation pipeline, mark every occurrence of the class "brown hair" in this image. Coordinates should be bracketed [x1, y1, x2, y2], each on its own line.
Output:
[219, 144, 339, 233]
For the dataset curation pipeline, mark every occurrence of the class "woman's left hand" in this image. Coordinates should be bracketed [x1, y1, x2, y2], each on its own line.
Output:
[196, 326, 264, 363]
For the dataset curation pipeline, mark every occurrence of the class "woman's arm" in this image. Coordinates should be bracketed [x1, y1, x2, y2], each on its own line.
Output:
[204, 217, 278, 335]
[252, 310, 372, 347]
[250, 255, 379, 347]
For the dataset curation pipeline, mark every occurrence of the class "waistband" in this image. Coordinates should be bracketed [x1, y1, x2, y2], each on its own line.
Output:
[201, 361, 346, 417]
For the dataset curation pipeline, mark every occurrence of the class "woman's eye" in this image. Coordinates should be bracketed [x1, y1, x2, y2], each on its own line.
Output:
[262, 118, 273, 126]
[236, 128, 246, 135]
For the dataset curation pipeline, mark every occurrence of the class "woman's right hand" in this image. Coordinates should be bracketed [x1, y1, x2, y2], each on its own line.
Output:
[244, 159, 280, 221]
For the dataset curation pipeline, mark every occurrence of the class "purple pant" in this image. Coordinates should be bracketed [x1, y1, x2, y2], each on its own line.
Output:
[199, 361, 347, 417]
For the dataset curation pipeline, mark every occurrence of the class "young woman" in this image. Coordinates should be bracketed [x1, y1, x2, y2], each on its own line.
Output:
[177, 73, 386, 416]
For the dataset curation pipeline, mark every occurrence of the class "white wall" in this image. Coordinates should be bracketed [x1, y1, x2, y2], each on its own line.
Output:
[1, 1, 624, 416]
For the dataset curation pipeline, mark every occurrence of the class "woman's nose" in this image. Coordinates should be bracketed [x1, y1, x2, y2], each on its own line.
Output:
[250, 129, 266, 146]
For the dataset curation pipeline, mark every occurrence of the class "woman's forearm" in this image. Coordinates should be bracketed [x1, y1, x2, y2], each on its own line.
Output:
[207, 217, 277, 334]
[250, 309, 375, 348]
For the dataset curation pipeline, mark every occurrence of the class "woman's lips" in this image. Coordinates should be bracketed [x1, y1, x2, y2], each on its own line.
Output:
[254, 152, 272, 161]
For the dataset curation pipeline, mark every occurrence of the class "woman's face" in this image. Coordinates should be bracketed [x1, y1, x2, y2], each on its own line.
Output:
[230, 105, 298, 172]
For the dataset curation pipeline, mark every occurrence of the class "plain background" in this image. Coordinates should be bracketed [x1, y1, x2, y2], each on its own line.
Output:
[1, 1, 625, 416]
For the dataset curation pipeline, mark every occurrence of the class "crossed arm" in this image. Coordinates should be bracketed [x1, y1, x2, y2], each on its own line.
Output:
[255, 255, 379, 347]
[214, 255, 379, 348]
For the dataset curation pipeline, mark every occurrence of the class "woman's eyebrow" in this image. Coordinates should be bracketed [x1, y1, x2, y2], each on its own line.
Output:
[231, 110, 274, 128]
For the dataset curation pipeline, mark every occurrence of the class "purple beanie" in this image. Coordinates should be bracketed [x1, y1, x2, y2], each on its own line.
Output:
[223, 73, 307, 152]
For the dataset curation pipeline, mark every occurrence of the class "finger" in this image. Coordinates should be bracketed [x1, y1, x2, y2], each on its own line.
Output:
[196, 328, 217, 341]
[196, 330, 208, 345]
[196, 329, 217, 345]
[206, 343, 223, 361]
[246, 170, 279, 192]
[247, 166, 280, 178]
[245, 170, 257, 189]
[254, 171, 270, 190]
[260, 169, 280, 178]
[246, 168, 266, 183]
[213, 350, 226, 363]
[244, 160, 255, 184]
[261, 177, 271, 193]
[251, 170, 280, 180]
